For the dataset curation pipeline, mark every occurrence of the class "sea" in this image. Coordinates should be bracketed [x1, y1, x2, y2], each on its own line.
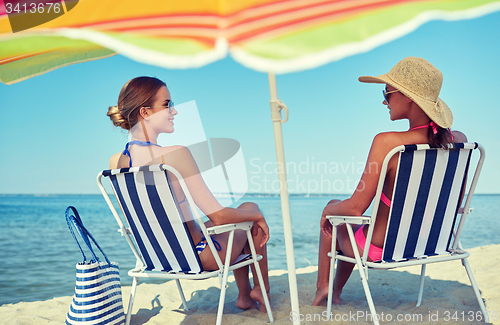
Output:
[0, 194, 498, 306]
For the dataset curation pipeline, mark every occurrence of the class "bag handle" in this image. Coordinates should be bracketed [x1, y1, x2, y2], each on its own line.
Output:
[65, 206, 112, 266]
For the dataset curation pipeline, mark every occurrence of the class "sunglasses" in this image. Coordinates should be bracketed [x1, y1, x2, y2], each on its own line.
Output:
[144, 100, 175, 113]
[382, 89, 399, 103]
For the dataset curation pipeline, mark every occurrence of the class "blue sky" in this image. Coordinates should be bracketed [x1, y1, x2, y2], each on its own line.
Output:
[1, 10, 499, 194]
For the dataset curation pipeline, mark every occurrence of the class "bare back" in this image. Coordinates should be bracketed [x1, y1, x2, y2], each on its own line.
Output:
[367, 129, 467, 246]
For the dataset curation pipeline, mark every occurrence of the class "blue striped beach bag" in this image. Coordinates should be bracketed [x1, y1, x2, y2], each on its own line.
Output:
[65, 206, 125, 325]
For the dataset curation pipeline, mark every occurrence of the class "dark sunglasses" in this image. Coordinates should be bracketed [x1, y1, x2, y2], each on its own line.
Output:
[382, 89, 399, 103]
[144, 100, 175, 113]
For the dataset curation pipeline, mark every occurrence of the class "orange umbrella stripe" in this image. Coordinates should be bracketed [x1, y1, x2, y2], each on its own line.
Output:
[0, 49, 61, 65]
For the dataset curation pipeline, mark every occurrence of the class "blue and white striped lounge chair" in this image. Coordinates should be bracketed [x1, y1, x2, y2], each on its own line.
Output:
[97, 164, 273, 325]
[326, 143, 488, 325]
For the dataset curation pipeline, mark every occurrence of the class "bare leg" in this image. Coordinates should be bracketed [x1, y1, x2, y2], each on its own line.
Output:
[331, 259, 355, 304]
[248, 228, 270, 312]
[313, 200, 361, 306]
[199, 224, 256, 310]
[238, 202, 271, 313]
[233, 258, 258, 310]
[312, 224, 334, 306]
[312, 199, 339, 306]
[200, 202, 270, 312]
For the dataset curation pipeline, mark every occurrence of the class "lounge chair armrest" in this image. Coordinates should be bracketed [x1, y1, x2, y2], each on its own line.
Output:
[207, 222, 253, 235]
[326, 215, 371, 227]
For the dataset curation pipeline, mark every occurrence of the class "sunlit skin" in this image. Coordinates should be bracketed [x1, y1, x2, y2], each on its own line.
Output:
[312, 84, 467, 306]
[109, 85, 271, 312]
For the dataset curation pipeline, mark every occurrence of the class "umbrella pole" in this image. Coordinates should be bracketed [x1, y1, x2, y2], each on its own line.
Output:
[267, 71, 300, 324]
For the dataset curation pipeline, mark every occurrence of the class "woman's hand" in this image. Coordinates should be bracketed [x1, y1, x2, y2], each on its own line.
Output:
[321, 211, 333, 238]
[252, 216, 270, 247]
[320, 200, 340, 238]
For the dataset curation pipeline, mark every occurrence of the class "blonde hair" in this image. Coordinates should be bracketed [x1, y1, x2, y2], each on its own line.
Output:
[107, 76, 166, 130]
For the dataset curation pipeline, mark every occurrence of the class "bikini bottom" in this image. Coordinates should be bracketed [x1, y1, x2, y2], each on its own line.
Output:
[354, 225, 383, 262]
[195, 236, 222, 255]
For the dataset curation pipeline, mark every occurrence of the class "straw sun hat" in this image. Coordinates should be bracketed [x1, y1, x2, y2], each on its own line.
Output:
[359, 57, 453, 128]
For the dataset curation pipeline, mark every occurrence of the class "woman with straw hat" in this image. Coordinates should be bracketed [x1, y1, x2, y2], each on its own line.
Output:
[312, 57, 467, 306]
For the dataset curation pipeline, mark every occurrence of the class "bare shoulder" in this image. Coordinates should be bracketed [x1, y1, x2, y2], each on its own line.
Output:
[367, 131, 406, 162]
[372, 131, 404, 149]
[157, 145, 200, 177]
[157, 145, 192, 158]
[452, 130, 468, 143]
[160, 144, 189, 153]
[109, 152, 122, 169]
[155, 144, 197, 163]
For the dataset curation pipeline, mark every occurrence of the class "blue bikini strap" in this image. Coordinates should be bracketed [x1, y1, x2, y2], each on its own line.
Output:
[123, 140, 162, 167]
[199, 236, 222, 251]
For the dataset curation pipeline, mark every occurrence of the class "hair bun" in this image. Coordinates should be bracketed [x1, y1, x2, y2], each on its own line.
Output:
[107, 105, 131, 130]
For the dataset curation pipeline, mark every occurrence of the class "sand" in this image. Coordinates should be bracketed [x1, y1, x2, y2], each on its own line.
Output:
[1, 244, 498, 325]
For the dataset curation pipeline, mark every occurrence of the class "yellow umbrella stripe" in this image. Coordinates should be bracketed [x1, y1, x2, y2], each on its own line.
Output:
[0, 0, 473, 42]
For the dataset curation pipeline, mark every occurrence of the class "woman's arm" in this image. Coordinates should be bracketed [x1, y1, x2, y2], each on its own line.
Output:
[109, 152, 122, 169]
[161, 146, 269, 246]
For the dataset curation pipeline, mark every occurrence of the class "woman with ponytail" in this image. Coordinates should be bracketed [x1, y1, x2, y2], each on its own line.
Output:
[107, 77, 271, 312]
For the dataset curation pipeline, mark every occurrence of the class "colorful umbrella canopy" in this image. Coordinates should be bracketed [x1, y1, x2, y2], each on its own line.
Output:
[1, 0, 500, 84]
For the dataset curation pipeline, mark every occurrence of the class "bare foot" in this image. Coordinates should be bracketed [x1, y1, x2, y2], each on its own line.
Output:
[312, 286, 329, 306]
[332, 292, 341, 305]
[312, 286, 341, 306]
[250, 286, 271, 313]
[236, 294, 258, 310]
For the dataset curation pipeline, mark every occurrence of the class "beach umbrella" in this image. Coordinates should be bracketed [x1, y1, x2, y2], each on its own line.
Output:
[2, 1, 500, 323]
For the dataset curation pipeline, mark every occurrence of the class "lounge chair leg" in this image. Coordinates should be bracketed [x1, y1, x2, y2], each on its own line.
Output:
[216, 230, 234, 325]
[326, 226, 337, 317]
[359, 270, 379, 325]
[346, 225, 379, 325]
[462, 258, 490, 323]
[416, 264, 426, 307]
[175, 279, 189, 311]
[125, 277, 139, 325]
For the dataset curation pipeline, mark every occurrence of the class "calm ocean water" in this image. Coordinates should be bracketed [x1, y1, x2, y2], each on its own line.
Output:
[0, 194, 498, 305]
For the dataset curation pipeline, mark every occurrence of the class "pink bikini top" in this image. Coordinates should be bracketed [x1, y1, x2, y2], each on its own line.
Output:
[380, 121, 453, 208]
